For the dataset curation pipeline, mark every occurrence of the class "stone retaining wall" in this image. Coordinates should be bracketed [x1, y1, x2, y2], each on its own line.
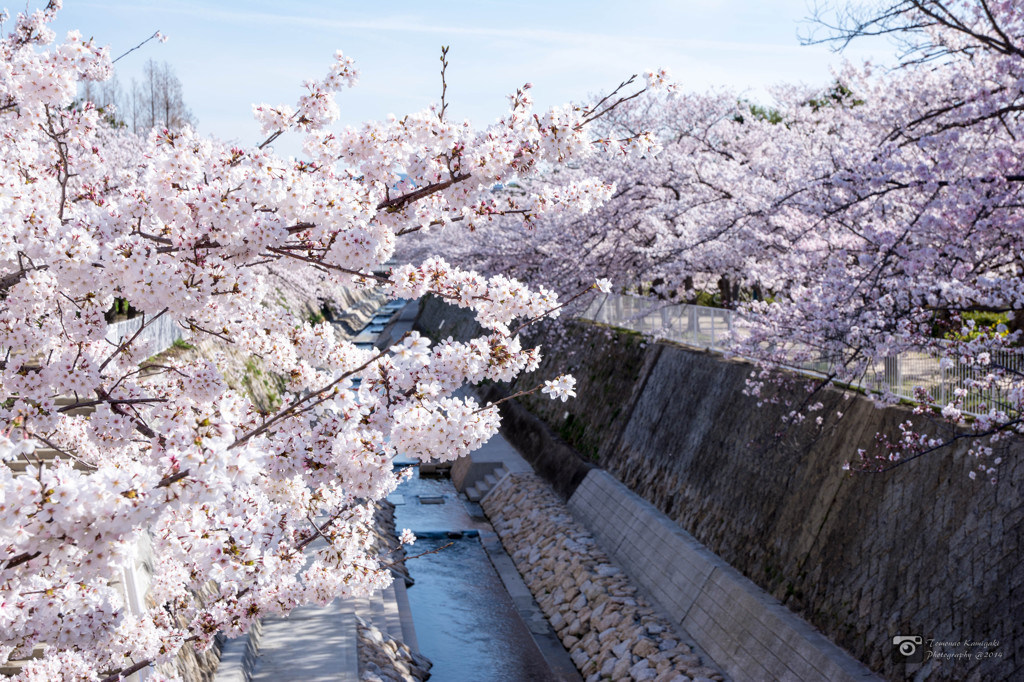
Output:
[483, 472, 725, 682]
[355, 616, 430, 682]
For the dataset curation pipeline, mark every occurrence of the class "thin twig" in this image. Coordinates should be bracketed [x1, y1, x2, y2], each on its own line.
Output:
[229, 344, 393, 450]
[98, 659, 150, 682]
[437, 46, 450, 123]
[378, 541, 454, 570]
[112, 31, 162, 64]
[471, 382, 548, 415]
[99, 309, 169, 371]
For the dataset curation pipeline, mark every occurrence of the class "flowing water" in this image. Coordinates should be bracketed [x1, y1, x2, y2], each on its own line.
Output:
[393, 470, 554, 681]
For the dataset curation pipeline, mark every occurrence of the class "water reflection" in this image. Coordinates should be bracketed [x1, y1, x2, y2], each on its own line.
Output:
[405, 536, 553, 682]
[395, 472, 552, 681]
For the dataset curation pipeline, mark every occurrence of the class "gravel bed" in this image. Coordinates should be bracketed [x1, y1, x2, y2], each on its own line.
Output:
[356, 616, 431, 682]
[482, 472, 725, 682]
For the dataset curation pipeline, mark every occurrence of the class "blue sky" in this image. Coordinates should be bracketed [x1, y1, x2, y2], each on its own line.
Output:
[46, 1, 895, 153]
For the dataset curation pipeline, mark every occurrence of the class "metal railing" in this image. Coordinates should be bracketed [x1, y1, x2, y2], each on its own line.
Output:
[105, 314, 185, 357]
[582, 293, 1023, 417]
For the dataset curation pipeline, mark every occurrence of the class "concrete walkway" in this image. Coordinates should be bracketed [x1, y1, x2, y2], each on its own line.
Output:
[249, 601, 358, 682]
[216, 579, 420, 682]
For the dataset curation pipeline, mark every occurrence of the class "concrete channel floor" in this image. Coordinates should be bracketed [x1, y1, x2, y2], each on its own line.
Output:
[249, 603, 358, 681]
[460, 432, 584, 681]
[478, 525, 583, 682]
[455, 431, 580, 682]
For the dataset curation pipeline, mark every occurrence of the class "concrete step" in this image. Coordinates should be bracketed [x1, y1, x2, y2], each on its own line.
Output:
[480, 467, 509, 505]
[53, 396, 97, 416]
[418, 460, 452, 476]
[464, 463, 511, 502]
[5, 396, 96, 474]
[351, 585, 402, 642]
[370, 588, 386, 635]
[4, 448, 94, 475]
[350, 597, 373, 632]
[465, 481, 485, 502]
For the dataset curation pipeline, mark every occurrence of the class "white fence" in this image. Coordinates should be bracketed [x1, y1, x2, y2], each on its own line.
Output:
[582, 293, 1023, 417]
[105, 314, 185, 357]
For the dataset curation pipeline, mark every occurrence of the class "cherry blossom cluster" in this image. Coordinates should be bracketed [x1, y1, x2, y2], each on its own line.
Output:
[0, 4, 659, 679]
[406, 0, 1024, 473]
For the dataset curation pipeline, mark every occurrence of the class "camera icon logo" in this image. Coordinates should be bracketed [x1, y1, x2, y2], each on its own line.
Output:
[893, 635, 925, 663]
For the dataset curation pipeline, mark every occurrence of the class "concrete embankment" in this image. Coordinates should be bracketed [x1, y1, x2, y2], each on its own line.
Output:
[416, 294, 1024, 682]
[483, 472, 726, 682]
[567, 470, 879, 682]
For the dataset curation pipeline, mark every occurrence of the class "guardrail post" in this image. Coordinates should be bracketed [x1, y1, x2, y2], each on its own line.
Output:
[590, 294, 608, 323]
[884, 356, 898, 392]
[688, 306, 696, 347]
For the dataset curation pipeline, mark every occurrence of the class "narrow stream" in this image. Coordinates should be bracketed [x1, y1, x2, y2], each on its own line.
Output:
[393, 470, 554, 681]
[353, 301, 557, 680]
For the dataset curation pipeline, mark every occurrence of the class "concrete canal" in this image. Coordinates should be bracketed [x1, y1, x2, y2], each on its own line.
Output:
[393, 468, 575, 681]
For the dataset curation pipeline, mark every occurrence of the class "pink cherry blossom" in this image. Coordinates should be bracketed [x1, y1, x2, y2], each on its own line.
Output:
[0, 5, 658, 678]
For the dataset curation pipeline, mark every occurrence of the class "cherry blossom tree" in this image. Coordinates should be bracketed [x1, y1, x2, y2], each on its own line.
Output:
[0, 3, 661, 679]
[408, 0, 1024, 475]
[735, 0, 1024, 473]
